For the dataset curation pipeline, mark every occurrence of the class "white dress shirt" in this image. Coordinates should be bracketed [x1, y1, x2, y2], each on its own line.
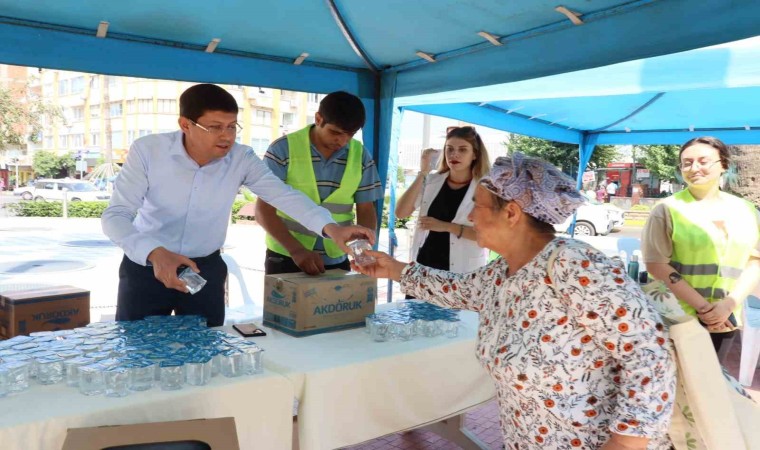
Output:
[102, 131, 335, 265]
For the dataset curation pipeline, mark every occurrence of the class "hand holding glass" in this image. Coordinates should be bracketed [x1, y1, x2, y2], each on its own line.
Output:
[348, 239, 376, 266]
[178, 267, 207, 295]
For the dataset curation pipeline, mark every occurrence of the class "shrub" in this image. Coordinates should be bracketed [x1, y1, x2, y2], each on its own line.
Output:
[68, 201, 109, 218]
[8, 200, 110, 218]
[8, 201, 63, 217]
[381, 195, 411, 229]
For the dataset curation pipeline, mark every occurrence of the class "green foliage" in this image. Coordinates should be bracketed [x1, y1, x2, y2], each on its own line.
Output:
[0, 84, 62, 149]
[505, 135, 618, 176]
[634, 144, 681, 181]
[33, 150, 74, 178]
[9, 201, 63, 217]
[381, 195, 411, 229]
[68, 201, 109, 218]
[231, 200, 255, 223]
[8, 200, 109, 218]
[240, 187, 257, 202]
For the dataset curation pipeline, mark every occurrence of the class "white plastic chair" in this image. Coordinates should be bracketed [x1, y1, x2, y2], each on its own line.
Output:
[739, 294, 760, 386]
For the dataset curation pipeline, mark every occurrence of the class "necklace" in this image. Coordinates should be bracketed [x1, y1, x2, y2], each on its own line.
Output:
[447, 176, 472, 185]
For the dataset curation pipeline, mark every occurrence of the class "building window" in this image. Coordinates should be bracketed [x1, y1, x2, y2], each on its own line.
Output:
[127, 130, 136, 144]
[307, 93, 320, 104]
[126, 100, 135, 114]
[90, 132, 100, 146]
[111, 131, 123, 146]
[252, 109, 272, 125]
[109, 102, 123, 118]
[72, 106, 84, 121]
[60, 135, 70, 148]
[281, 112, 295, 128]
[107, 76, 121, 89]
[72, 134, 84, 148]
[138, 99, 152, 113]
[157, 99, 177, 114]
[44, 136, 53, 148]
[250, 138, 269, 155]
[90, 104, 100, 118]
[58, 79, 70, 96]
[71, 76, 85, 95]
[139, 129, 152, 137]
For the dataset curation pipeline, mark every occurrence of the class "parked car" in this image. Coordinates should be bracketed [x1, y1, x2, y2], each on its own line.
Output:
[554, 203, 614, 236]
[14, 179, 110, 202]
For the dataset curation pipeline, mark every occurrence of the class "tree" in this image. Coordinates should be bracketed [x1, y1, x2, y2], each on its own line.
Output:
[504, 134, 619, 176]
[33, 150, 74, 178]
[635, 144, 680, 181]
[724, 145, 760, 207]
[0, 83, 61, 150]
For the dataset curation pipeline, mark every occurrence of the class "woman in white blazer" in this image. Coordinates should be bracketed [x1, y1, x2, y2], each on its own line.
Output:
[396, 126, 491, 279]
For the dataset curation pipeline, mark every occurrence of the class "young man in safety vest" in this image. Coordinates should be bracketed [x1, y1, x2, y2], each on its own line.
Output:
[256, 91, 383, 275]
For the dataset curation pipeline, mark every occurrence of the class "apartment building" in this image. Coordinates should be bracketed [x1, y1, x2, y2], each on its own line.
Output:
[24, 67, 325, 172]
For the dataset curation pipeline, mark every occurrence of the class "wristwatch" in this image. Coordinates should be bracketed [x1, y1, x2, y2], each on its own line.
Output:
[668, 272, 683, 284]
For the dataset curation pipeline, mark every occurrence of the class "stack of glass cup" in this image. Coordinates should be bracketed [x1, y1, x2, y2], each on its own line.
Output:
[365, 301, 461, 342]
[0, 315, 264, 398]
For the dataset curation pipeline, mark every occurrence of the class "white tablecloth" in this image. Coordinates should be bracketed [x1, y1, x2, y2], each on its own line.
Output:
[235, 303, 496, 450]
[0, 370, 293, 450]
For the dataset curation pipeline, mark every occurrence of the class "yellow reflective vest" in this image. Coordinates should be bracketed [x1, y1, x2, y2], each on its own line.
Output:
[265, 126, 362, 258]
[666, 189, 759, 321]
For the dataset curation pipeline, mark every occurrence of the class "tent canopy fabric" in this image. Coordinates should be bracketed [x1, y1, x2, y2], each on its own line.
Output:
[2, 0, 760, 208]
[2, 0, 760, 98]
[399, 40, 760, 145]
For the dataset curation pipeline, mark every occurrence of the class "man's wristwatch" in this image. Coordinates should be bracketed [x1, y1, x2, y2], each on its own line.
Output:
[668, 271, 683, 284]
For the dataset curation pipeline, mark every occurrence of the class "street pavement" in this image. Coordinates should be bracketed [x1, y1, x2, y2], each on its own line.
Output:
[0, 184, 643, 323]
[0, 212, 410, 322]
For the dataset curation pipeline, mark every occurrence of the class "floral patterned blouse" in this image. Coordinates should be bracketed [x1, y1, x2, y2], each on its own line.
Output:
[400, 237, 675, 449]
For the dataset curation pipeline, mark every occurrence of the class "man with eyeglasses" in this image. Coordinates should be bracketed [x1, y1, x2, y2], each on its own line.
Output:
[256, 91, 383, 275]
[102, 84, 374, 326]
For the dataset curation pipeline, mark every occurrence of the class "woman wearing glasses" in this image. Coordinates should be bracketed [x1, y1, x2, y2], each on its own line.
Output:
[395, 126, 491, 281]
[642, 136, 760, 355]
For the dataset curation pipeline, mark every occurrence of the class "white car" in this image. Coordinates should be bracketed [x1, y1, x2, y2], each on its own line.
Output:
[554, 203, 614, 236]
[15, 179, 110, 202]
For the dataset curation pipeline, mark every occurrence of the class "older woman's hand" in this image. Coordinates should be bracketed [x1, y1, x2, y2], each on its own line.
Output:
[350, 250, 408, 282]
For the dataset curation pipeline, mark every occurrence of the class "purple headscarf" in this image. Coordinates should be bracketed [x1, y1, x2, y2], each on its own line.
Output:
[479, 153, 586, 224]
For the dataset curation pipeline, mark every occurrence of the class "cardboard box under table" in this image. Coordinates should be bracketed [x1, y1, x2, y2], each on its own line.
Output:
[263, 269, 376, 336]
[0, 285, 90, 338]
[62, 417, 240, 450]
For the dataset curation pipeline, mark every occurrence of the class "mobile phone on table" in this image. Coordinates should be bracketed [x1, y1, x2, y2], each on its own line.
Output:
[233, 323, 267, 337]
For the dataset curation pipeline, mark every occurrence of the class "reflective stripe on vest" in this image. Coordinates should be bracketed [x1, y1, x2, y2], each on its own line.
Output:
[666, 189, 759, 320]
[265, 125, 363, 258]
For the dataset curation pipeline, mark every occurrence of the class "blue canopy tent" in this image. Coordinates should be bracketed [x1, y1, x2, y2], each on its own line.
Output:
[397, 38, 760, 144]
[394, 39, 760, 233]
[2, 0, 760, 299]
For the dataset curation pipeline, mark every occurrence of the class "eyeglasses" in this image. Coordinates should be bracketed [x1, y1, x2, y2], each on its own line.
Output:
[679, 160, 721, 171]
[190, 120, 242, 135]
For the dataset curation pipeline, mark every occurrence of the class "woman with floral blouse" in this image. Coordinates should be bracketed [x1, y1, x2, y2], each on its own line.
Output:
[353, 153, 675, 450]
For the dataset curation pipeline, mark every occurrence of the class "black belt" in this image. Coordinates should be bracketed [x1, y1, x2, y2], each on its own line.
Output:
[190, 250, 221, 261]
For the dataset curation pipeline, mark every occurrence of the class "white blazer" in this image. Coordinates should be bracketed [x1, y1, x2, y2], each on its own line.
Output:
[409, 172, 488, 273]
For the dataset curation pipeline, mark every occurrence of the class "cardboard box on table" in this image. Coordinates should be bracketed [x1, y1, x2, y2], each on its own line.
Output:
[263, 269, 376, 337]
[0, 285, 90, 339]
[62, 417, 240, 450]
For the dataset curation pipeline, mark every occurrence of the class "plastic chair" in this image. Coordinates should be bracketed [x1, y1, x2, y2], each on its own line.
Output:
[739, 294, 760, 386]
